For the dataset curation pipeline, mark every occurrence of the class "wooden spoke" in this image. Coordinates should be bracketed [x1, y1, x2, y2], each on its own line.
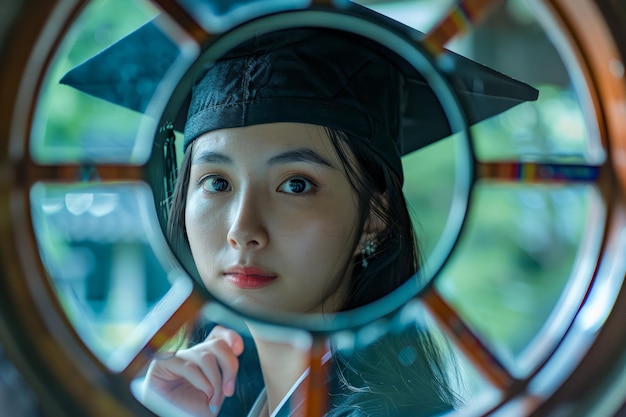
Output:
[423, 0, 503, 56]
[421, 287, 518, 391]
[477, 161, 601, 183]
[14, 160, 145, 187]
[118, 289, 205, 379]
[303, 335, 330, 417]
[254, 333, 330, 417]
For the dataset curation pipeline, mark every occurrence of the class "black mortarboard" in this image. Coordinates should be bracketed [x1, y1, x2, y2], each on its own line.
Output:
[60, 4, 538, 181]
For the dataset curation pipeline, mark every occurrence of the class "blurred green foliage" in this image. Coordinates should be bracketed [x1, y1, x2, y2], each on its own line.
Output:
[33, 0, 156, 161]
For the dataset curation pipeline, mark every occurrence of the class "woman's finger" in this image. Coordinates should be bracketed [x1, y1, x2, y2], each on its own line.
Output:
[196, 350, 225, 414]
[189, 338, 240, 397]
[144, 327, 245, 416]
[207, 325, 245, 356]
[151, 357, 215, 400]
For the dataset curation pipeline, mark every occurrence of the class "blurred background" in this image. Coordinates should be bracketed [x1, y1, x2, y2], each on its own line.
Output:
[0, 0, 603, 415]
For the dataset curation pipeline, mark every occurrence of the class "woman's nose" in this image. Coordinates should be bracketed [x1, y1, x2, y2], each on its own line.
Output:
[226, 193, 269, 250]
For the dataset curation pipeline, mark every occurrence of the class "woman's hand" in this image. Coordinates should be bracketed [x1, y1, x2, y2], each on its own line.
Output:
[142, 325, 244, 417]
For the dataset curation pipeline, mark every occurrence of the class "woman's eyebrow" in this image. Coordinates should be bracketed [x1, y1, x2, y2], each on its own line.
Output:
[191, 151, 232, 165]
[268, 148, 335, 168]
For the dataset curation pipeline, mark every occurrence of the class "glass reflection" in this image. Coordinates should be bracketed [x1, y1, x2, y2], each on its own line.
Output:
[438, 183, 603, 377]
[149, 16, 536, 321]
[30, 182, 192, 371]
[457, 0, 603, 164]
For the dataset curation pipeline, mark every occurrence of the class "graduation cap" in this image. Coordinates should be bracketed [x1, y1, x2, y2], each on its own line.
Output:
[60, 4, 538, 182]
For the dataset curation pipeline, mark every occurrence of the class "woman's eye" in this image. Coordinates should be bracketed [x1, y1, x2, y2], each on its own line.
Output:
[200, 175, 231, 193]
[278, 177, 315, 194]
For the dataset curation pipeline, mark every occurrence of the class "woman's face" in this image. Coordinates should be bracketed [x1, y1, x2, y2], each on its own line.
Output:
[185, 122, 362, 314]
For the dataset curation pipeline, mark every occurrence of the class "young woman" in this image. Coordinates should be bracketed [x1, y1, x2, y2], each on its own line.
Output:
[149, 119, 451, 416]
[61, 7, 537, 417]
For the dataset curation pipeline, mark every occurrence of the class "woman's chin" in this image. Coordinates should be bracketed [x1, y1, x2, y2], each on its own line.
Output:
[210, 290, 279, 314]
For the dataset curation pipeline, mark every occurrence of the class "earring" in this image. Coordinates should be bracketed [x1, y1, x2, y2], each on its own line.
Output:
[360, 239, 378, 268]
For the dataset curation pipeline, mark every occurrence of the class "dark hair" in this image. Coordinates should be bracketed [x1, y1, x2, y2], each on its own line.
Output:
[167, 126, 461, 415]
[328, 328, 461, 416]
[322, 128, 421, 310]
[316, 129, 461, 415]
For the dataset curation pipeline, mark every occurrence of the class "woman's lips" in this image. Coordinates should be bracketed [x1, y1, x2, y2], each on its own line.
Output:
[224, 267, 277, 289]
